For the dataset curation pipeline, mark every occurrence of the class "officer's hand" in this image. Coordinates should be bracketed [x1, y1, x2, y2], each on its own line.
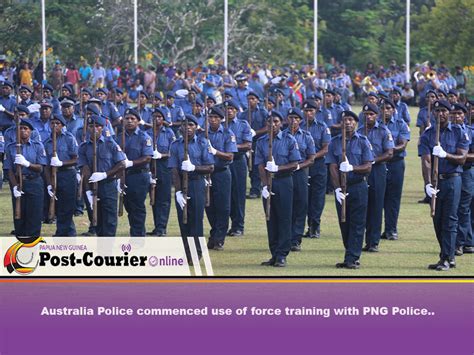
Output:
[181, 159, 196, 172]
[334, 187, 348, 205]
[13, 186, 24, 198]
[152, 150, 162, 160]
[175, 191, 189, 210]
[150, 176, 157, 185]
[432, 144, 447, 158]
[339, 159, 353, 173]
[296, 164, 300, 171]
[85, 190, 94, 209]
[250, 129, 256, 138]
[265, 158, 279, 173]
[88, 172, 107, 183]
[124, 158, 133, 168]
[139, 119, 146, 126]
[50, 155, 63, 167]
[425, 183, 439, 198]
[15, 154, 31, 168]
[76, 173, 82, 184]
[261, 185, 274, 199]
[208, 142, 217, 156]
[0, 104, 5, 112]
[47, 185, 58, 200]
[205, 177, 212, 187]
[116, 180, 126, 195]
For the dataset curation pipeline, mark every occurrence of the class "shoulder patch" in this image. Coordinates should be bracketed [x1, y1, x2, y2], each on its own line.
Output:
[105, 130, 111, 137]
[42, 148, 46, 156]
[146, 138, 152, 146]
[326, 128, 331, 135]
[465, 133, 469, 141]
[231, 135, 236, 142]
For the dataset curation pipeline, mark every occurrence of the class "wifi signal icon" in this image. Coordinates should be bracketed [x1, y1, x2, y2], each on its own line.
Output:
[121, 244, 132, 253]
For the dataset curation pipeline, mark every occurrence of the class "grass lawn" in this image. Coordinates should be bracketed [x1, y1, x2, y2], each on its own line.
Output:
[0, 106, 472, 276]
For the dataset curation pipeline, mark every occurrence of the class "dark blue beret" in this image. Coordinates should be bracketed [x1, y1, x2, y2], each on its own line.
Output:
[208, 107, 224, 119]
[380, 98, 395, 108]
[247, 91, 260, 99]
[19, 119, 34, 130]
[125, 108, 141, 120]
[426, 89, 438, 97]
[195, 97, 204, 107]
[39, 99, 53, 108]
[391, 87, 402, 95]
[206, 95, 217, 103]
[152, 107, 167, 119]
[87, 114, 106, 127]
[139, 91, 149, 99]
[450, 103, 467, 113]
[363, 103, 379, 114]
[302, 100, 318, 110]
[166, 91, 175, 99]
[224, 89, 234, 98]
[273, 88, 285, 96]
[436, 89, 447, 97]
[86, 104, 101, 115]
[308, 92, 323, 101]
[267, 96, 277, 106]
[62, 84, 73, 94]
[19, 85, 33, 93]
[154, 92, 163, 100]
[51, 114, 66, 126]
[114, 88, 124, 95]
[96, 87, 108, 95]
[184, 114, 199, 125]
[16, 105, 30, 115]
[325, 88, 336, 96]
[341, 110, 359, 122]
[433, 100, 451, 110]
[448, 89, 459, 97]
[81, 88, 93, 96]
[367, 91, 378, 98]
[269, 110, 284, 120]
[224, 99, 239, 110]
[2, 80, 14, 89]
[287, 107, 304, 120]
[42, 83, 54, 92]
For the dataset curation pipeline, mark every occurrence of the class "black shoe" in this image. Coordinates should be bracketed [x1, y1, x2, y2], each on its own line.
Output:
[74, 211, 84, 217]
[291, 244, 301, 252]
[428, 260, 444, 270]
[368, 246, 379, 252]
[273, 258, 286, 267]
[463, 246, 474, 254]
[309, 225, 320, 239]
[435, 260, 450, 271]
[229, 230, 243, 237]
[226, 229, 234, 236]
[81, 231, 96, 236]
[10, 230, 15, 235]
[387, 233, 398, 241]
[455, 246, 463, 256]
[418, 197, 430, 204]
[336, 262, 347, 268]
[146, 230, 158, 236]
[449, 259, 456, 268]
[261, 258, 275, 266]
[213, 243, 224, 251]
[345, 262, 360, 269]
[380, 232, 387, 240]
[246, 193, 259, 199]
[362, 245, 370, 252]
[207, 240, 215, 249]
[43, 218, 56, 224]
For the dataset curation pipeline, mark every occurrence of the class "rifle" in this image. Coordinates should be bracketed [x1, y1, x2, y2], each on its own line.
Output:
[182, 116, 189, 224]
[247, 97, 253, 172]
[118, 115, 125, 216]
[204, 98, 210, 207]
[150, 114, 157, 206]
[340, 119, 347, 223]
[14, 111, 22, 220]
[77, 107, 87, 200]
[92, 123, 98, 226]
[48, 124, 57, 220]
[430, 113, 440, 218]
[265, 116, 273, 221]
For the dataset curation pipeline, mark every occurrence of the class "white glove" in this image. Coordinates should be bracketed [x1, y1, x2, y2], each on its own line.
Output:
[425, 183, 439, 198]
[139, 119, 146, 126]
[88, 172, 107, 183]
[335, 187, 348, 205]
[85, 190, 94, 209]
[208, 142, 217, 155]
[13, 186, 24, 198]
[47, 185, 58, 200]
[150, 176, 157, 185]
[265, 158, 279, 173]
[175, 191, 188, 210]
[296, 164, 300, 171]
[50, 155, 63, 167]
[117, 180, 126, 195]
[261, 185, 274, 199]
[205, 178, 212, 187]
[339, 159, 354, 173]
[124, 159, 133, 168]
[27, 103, 41, 113]
[15, 154, 31, 168]
[432, 144, 447, 158]
[250, 129, 256, 138]
[152, 150, 162, 159]
[0, 104, 5, 112]
[181, 159, 196, 172]
[76, 173, 82, 184]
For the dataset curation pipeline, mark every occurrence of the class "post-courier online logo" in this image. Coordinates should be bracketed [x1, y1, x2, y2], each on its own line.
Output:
[3, 237, 45, 275]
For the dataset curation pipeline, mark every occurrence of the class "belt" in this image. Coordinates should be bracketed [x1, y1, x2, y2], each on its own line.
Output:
[188, 174, 204, 180]
[463, 165, 472, 171]
[57, 166, 76, 172]
[389, 156, 404, 162]
[213, 166, 229, 173]
[23, 175, 40, 181]
[347, 176, 367, 186]
[273, 172, 292, 179]
[233, 153, 246, 160]
[373, 161, 386, 166]
[439, 173, 460, 180]
[127, 168, 150, 175]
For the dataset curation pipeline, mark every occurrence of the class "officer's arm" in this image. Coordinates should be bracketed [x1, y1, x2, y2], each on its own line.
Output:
[353, 161, 372, 175]
[61, 155, 78, 168]
[277, 161, 298, 173]
[111, 117, 122, 128]
[8, 169, 18, 187]
[314, 143, 329, 159]
[237, 141, 252, 152]
[299, 154, 316, 170]
[255, 126, 267, 136]
[421, 154, 432, 185]
[4, 110, 14, 118]
[132, 155, 151, 167]
[106, 160, 126, 178]
[375, 148, 393, 164]
[214, 149, 233, 161]
[171, 168, 181, 191]
[466, 147, 474, 163]
[393, 138, 408, 153]
[44, 166, 52, 185]
[194, 164, 214, 174]
[258, 164, 268, 186]
[27, 162, 43, 173]
[329, 163, 340, 189]
[445, 148, 467, 166]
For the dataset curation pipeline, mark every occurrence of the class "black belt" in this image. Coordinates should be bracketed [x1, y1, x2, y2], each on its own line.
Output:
[23, 175, 40, 181]
[214, 166, 229, 173]
[127, 168, 150, 175]
[188, 174, 204, 180]
[273, 172, 292, 179]
[347, 176, 367, 186]
[463, 166, 472, 171]
[57, 166, 76, 172]
[233, 153, 246, 160]
[373, 161, 386, 166]
[389, 156, 404, 163]
[439, 173, 460, 180]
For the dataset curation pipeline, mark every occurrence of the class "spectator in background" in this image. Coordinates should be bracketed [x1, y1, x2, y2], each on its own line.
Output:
[79, 59, 92, 90]
[144, 65, 157, 95]
[454, 66, 467, 100]
[401, 82, 415, 106]
[105, 62, 120, 90]
[50, 60, 63, 94]
[92, 61, 106, 89]
[19, 62, 33, 87]
[65, 63, 80, 95]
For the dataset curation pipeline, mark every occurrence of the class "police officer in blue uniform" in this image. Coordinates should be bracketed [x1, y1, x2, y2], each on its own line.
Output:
[0, 80, 17, 131]
[75, 88, 93, 117]
[18, 85, 34, 106]
[357, 92, 379, 126]
[44, 114, 79, 236]
[226, 99, 252, 236]
[5, 119, 47, 238]
[169, 114, 214, 263]
[302, 99, 331, 238]
[95, 87, 122, 129]
[32, 99, 53, 143]
[309, 93, 334, 129]
[152, 92, 172, 125]
[147, 107, 176, 236]
[324, 89, 344, 136]
[358, 103, 394, 252]
[381, 98, 411, 240]
[419, 100, 469, 271]
[60, 97, 83, 136]
[120, 108, 154, 236]
[238, 91, 267, 198]
[78, 114, 126, 236]
[3, 106, 41, 145]
[416, 90, 437, 135]
[326, 110, 374, 269]
[113, 88, 130, 118]
[205, 106, 238, 250]
[136, 91, 153, 130]
[391, 87, 411, 124]
[256, 110, 301, 267]
[232, 74, 251, 110]
[286, 108, 315, 251]
[166, 91, 185, 136]
[42, 83, 61, 116]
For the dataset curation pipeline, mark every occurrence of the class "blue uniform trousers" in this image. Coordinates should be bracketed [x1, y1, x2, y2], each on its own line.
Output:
[55, 169, 77, 236]
[335, 180, 368, 264]
[206, 167, 231, 245]
[262, 175, 293, 261]
[124, 170, 150, 236]
[307, 158, 327, 232]
[366, 163, 387, 247]
[230, 155, 247, 232]
[434, 176, 461, 260]
[176, 177, 205, 260]
[12, 176, 44, 238]
[249, 143, 261, 196]
[384, 158, 405, 235]
[292, 168, 308, 245]
[456, 168, 473, 248]
[96, 178, 118, 236]
[151, 159, 172, 235]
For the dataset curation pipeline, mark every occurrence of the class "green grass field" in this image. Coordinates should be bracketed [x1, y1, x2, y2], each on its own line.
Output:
[1, 106, 472, 276]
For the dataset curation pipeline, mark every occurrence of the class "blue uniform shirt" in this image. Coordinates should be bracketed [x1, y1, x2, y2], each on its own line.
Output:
[231, 87, 251, 110]
[4, 124, 42, 145]
[204, 74, 223, 97]
[168, 134, 215, 170]
[78, 135, 126, 173]
[207, 125, 238, 169]
[75, 120, 115, 144]
[62, 114, 83, 137]
[386, 115, 411, 159]
[121, 127, 154, 162]
[255, 130, 301, 166]
[285, 128, 316, 162]
[43, 130, 79, 163]
[357, 121, 395, 158]
[416, 106, 435, 128]
[4, 139, 47, 176]
[316, 107, 334, 128]
[326, 103, 344, 125]
[418, 122, 470, 174]
[31, 115, 52, 143]
[0, 96, 17, 127]
[394, 100, 411, 124]
[153, 126, 176, 154]
[116, 101, 130, 118]
[0, 131, 4, 153]
[138, 107, 153, 127]
[238, 107, 268, 131]
[325, 132, 375, 182]
[101, 101, 121, 122]
[168, 104, 185, 124]
[302, 119, 331, 154]
[228, 117, 253, 146]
